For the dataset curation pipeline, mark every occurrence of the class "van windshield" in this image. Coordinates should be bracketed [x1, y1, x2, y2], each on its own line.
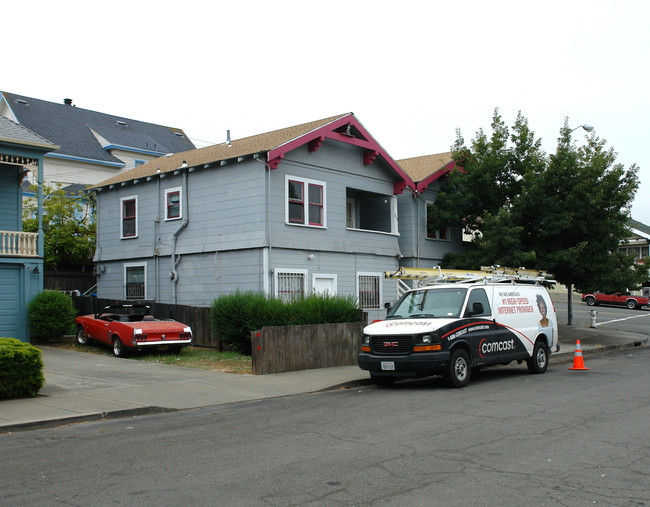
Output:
[387, 288, 468, 319]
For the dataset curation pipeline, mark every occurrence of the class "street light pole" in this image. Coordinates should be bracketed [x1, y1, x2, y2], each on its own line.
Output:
[566, 123, 594, 326]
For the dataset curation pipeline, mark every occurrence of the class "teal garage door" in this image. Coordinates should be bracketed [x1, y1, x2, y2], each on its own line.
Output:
[0, 266, 21, 339]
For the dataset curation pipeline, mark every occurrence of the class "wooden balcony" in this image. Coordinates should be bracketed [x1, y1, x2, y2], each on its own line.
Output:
[0, 230, 38, 257]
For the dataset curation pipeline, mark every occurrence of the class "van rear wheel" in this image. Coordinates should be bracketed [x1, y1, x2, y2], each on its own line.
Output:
[527, 341, 549, 374]
[446, 349, 471, 388]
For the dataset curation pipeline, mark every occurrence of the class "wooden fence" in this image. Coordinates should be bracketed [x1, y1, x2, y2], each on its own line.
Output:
[46, 271, 95, 293]
[72, 296, 220, 349]
[251, 322, 365, 374]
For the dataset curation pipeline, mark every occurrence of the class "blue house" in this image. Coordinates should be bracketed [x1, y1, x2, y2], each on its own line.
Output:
[0, 116, 58, 342]
[89, 113, 422, 321]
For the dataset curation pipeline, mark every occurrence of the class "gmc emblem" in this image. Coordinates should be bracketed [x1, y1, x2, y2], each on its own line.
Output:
[383, 341, 399, 347]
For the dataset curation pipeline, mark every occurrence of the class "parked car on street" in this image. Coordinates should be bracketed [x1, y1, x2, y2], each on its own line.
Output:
[75, 304, 193, 357]
[581, 292, 649, 310]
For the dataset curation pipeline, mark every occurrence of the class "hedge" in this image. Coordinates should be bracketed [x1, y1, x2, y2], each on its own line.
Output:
[0, 338, 45, 399]
[210, 291, 361, 354]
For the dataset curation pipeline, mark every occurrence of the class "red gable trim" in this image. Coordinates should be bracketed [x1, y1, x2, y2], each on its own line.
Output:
[267, 114, 415, 194]
[415, 160, 459, 193]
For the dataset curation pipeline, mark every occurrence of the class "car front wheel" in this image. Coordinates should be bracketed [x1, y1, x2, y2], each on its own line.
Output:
[113, 337, 128, 358]
[446, 349, 471, 388]
[585, 296, 596, 306]
[626, 300, 638, 310]
[76, 327, 91, 346]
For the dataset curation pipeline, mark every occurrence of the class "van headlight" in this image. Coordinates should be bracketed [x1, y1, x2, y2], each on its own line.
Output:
[361, 335, 371, 352]
[414, 333, 441, 352]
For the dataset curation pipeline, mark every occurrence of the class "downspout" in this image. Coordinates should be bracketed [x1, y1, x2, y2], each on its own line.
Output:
[151, 176, 161, 302]
[170, 170, 189, 304]
[254, 154, 272, 295]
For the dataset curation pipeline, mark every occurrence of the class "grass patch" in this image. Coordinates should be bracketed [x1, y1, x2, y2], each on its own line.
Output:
[46, 340, 252, 374]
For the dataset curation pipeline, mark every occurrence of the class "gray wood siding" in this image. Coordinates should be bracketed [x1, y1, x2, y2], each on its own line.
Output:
[397, 186, 466, 267]
[0, 167, 19, 230]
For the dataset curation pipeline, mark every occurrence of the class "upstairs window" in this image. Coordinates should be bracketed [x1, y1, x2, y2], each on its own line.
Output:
[286, 176, 326, 227]
[426, 202, 448, 240]
[165, 187, 182, 220]
[121, 196, 138, 238]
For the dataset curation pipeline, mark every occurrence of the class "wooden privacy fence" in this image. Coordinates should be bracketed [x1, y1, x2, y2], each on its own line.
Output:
[251, 322, 365, 375]
[72, 296, 220, 349]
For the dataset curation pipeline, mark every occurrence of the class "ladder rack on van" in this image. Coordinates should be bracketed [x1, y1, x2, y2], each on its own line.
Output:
[385, 266, 555, 286]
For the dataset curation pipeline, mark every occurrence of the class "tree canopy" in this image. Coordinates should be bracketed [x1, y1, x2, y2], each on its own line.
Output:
[436, 109, 647, 294]
[22, 184, 96, 271]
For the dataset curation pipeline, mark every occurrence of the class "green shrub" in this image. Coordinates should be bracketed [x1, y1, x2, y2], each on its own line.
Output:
[27, 290, 77, 340]
[0, 338, 45, 399]
[210, 291, 360, 354]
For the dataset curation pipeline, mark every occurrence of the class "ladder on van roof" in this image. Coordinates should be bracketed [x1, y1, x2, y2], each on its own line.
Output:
[385, 266, 555, 288]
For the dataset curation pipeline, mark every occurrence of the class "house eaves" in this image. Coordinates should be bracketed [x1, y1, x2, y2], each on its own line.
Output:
[91, 113, 416, 194]
[0, 115, 59, 153]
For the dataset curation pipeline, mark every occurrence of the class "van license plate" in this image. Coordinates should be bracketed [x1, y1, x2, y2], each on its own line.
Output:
[381, 361, 395, 371]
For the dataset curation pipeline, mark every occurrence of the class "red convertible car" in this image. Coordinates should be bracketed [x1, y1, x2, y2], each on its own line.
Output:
[75, 304, 193, 357]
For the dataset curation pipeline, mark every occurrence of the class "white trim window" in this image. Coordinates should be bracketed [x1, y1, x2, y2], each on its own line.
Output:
[275, 268, 307, 302]
[357, 272, 382, 309]
[285, 175, 326, 227]
[426, 201, 448, 240]
[121, 195, 138, 239]
[124, 262, 147, 300]
[312, 274, 337, 295]
[165, 186, 182, 221]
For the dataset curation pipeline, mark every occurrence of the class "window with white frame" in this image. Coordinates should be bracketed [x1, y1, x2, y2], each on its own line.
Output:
[275, 269, 307, 302]
[124, 263, 146, 300]
[286, 175, 326, 227]
[121, 195, 138, 238]
[357, 272, 382, 309]
[426, 201, 448, 240]
[165, 186, 182, 221]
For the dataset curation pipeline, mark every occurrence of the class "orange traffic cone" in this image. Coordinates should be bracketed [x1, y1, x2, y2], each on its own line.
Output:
[569, 340, 589, 370]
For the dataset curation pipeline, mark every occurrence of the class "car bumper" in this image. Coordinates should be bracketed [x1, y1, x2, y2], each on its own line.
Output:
[133, 339, 192, 347]
[358, 351, 451, 378]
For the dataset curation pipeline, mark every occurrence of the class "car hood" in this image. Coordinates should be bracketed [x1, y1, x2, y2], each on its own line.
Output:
[363, 318, 457, 335]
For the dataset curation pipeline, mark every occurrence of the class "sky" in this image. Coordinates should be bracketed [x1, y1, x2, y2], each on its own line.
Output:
[4, 0, 650, 224]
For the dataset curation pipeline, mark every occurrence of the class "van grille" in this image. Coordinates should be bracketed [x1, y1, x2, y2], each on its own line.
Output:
[370, 336, 413, 355]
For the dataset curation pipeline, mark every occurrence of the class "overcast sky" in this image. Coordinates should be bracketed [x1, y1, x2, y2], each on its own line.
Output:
[4, 0, 649, 224]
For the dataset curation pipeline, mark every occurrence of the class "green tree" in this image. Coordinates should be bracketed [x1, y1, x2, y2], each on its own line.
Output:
[436, 111, 646, 321]
[22, 184, 96, 270]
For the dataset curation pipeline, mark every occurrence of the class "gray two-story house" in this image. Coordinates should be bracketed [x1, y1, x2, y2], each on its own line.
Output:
[90, 113, 420, 321]
[0, 116, 57, 341]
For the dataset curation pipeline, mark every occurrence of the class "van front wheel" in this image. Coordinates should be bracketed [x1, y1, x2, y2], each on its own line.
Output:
[446, 349, 471, 388]
[527, 341, 549, 374]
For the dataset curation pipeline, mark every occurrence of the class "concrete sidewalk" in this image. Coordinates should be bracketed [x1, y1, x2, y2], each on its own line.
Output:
[1, 325, 646, 433]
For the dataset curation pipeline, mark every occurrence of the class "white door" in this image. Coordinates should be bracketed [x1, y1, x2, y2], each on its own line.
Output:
[313, 274, 337, 295]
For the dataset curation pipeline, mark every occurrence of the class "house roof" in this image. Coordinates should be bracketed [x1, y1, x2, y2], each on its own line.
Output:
[90, 113, 416, 193]
[1, 92, 195, 166]
[628, 218, 650, 239]
[0, 115, 58, 151]
[397, 152, 457, 192]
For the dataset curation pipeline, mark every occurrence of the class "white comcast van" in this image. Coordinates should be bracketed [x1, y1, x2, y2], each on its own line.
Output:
[358, 282, 558, 388]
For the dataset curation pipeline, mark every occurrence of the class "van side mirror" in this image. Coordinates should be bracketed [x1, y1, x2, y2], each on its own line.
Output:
[467, 302, 484, 316]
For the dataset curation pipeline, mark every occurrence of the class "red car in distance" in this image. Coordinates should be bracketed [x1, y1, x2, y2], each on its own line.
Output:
[581, 292, 649, 310]
[75, 304, 193, 357]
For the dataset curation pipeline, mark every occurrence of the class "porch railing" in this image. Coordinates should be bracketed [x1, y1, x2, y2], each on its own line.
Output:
[0, 230, 38, 257]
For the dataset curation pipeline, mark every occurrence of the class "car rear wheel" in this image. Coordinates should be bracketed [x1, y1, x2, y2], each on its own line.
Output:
[113, 337, 128, 358]
[585, 296, 596, 306]
[446, 349, 471, 388]
[626, 300, 638, 310]
[527, 341, 549, 374]
[76, 327, 91, 346]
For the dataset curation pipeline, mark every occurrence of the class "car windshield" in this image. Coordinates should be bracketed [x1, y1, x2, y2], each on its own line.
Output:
[387, 288, 468, 319]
